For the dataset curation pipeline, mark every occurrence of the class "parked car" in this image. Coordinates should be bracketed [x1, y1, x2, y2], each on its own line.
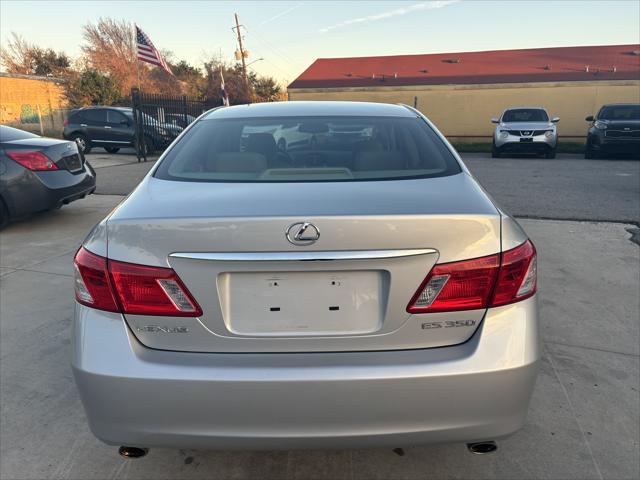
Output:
[63, 106, 182, 155]
[491, 107, 559, 158]
[72, 101, 539, 457]
[164, 113, 197, 129]
[584, 103, 640, 158]
[0, 126, 95, 229]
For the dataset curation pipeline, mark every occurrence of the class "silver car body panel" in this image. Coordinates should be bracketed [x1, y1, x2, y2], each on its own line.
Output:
[72, 295, 539, 450]
[100, 172, 501, 353]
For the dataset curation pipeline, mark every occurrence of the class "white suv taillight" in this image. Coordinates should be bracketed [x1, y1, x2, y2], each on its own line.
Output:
[407, 240, 537, 313]
[74, 247, 202, 317]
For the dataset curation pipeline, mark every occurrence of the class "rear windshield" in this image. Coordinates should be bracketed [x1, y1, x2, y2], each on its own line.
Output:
[598, 105, 640, 120]
[154, 116, 461, 182]
[502, 109, 549, 122]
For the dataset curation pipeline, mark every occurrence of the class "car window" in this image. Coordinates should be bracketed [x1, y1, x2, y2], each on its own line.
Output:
[598, 105, 640, 121]
[107, 110, 128, 124]
[154, 116, 461, 183]
[0, 125, 39, 141]
[502, 109, 549, 122]
[82, 109, 108, 123]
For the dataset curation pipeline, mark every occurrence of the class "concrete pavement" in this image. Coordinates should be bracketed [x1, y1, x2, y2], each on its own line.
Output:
[1, 194, 638, 479]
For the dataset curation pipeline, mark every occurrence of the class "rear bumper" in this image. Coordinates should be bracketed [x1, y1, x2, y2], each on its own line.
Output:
[71, 297, 540, 450]
[3, 164, 96, 218]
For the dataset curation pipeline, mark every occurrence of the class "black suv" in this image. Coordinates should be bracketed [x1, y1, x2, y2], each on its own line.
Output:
[585, 103, 640, 159]
[63, 107, 182, 154]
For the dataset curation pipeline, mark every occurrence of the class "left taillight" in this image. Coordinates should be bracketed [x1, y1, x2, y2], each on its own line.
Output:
[74, 247, 119, 312]
[6, 150, 58, 171]
[73, 247, 202, 317]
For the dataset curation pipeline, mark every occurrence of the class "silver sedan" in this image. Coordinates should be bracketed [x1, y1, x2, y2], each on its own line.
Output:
[72, 101, 539, 457]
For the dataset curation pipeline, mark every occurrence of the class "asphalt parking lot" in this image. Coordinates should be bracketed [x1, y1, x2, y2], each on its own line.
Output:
[1, 152, 638, 479]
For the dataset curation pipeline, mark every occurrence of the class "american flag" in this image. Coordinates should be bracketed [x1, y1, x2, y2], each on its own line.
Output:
[135, 25, 173, 75]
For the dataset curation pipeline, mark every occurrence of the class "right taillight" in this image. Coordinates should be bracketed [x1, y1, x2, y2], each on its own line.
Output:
[73, 247, 202, 317]
[490, 240, 537, 307]
[407, 240, 537, 313]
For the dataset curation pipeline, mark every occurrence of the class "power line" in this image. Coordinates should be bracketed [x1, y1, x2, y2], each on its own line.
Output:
[243, 28, 306, 72]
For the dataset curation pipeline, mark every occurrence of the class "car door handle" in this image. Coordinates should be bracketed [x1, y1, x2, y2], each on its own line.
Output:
[104, 126, 112, 129]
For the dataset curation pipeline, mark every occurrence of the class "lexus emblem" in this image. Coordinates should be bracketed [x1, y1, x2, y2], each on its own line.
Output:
[286, 222, 320, 246]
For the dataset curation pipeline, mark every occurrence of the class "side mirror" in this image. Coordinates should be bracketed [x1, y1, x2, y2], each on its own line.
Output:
[491, 117, 499, 124]
[585, 115, 594, 122]
[551, 117, 560, 123]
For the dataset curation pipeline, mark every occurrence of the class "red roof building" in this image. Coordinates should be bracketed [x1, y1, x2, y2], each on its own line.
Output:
[288, 44, 640, 89]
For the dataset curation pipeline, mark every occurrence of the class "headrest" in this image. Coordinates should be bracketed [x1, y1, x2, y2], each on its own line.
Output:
[246, 133, 277, 157]
[353, 150, 405, 171]
[207, 153, 267, 173]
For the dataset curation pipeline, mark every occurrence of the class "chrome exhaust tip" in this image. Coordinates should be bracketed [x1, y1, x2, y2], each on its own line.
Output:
[467, 441, 497, 454]
[118, 446, 148, 458]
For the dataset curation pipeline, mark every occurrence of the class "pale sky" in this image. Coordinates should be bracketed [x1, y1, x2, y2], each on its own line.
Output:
[1, 0, 639, 86]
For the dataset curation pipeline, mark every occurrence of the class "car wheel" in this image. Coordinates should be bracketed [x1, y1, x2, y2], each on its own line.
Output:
[585, 140, 597, 159]
[0, 198, 9, 230]
[105, 146, 120, 154]
[545, 149, 556, 159]
[491, 143, 500, 158]
[71, 133, 91, 154]
[277, 138, 286, 151]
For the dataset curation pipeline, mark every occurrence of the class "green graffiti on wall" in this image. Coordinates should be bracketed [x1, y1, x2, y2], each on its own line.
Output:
[20, 104, 39, 123]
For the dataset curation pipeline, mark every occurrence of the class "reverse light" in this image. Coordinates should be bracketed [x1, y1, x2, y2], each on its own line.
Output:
[74, 247, 202, 317]
[6, 150, 58, 171]
[407, 240, 537, 313]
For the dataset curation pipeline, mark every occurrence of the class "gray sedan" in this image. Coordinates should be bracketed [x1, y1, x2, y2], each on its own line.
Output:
[0, 125, 96, 228]
[72, 101, 539, 457]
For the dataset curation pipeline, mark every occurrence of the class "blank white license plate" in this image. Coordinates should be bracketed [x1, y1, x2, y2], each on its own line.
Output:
[221, 270, 384, 336]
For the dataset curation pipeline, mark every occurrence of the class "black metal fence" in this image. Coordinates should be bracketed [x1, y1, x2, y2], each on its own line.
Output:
[131, 88, 221, 161]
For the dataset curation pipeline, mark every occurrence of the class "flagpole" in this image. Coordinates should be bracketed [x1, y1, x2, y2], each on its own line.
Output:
[133, 22, 140, 89]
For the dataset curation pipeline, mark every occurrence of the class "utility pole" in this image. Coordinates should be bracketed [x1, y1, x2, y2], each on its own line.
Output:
[233, 13, 248, 89]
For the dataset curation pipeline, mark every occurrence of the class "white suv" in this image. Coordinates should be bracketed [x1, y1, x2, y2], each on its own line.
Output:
[492, 107, 559, 158]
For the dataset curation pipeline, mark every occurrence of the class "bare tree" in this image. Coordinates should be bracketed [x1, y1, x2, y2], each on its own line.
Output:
[0, 33, 70, 76]
[82, 18, 140, 96]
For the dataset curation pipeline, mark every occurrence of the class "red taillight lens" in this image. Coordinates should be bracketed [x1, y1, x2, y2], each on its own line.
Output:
[109, 260, 202, 316]
[63, 119, 69, 127]
[490, 240, 537, 307]
[407, 240, 537, 313]
[407, 254, 500, 313]
[74, 247, 119, 312]
[6, 150, 58, 171]
[73, 247, 202, 317]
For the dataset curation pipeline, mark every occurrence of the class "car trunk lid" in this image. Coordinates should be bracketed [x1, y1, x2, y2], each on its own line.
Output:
[107, 172, 501, 353]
